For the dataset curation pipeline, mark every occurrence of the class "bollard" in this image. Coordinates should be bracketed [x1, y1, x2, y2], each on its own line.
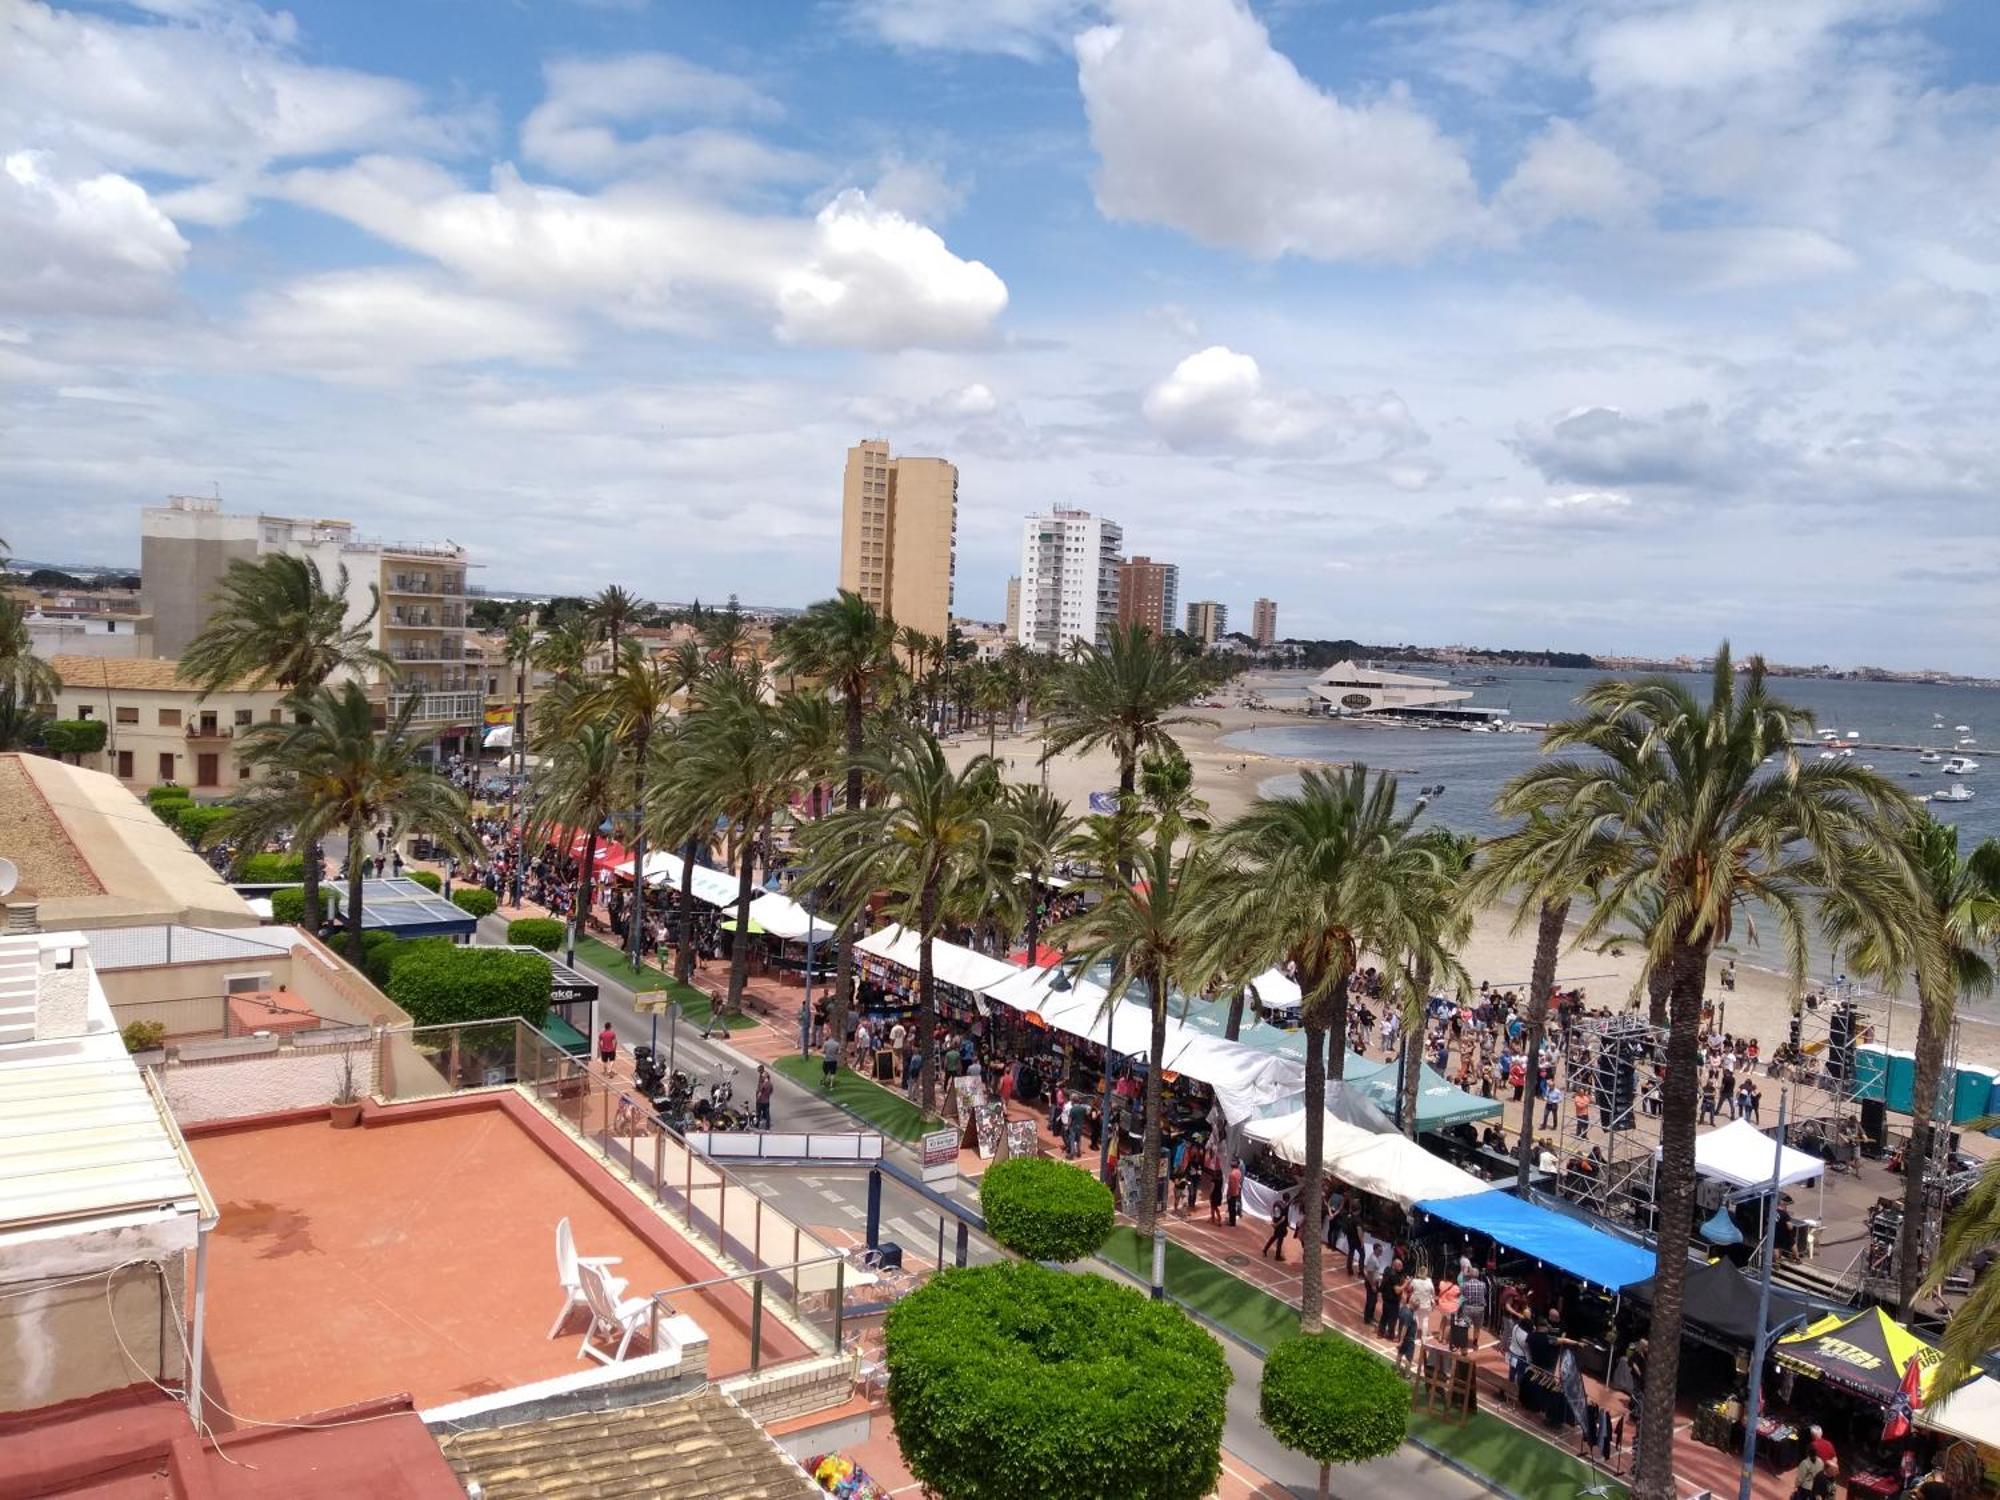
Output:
[866, 1168, 883, 1250]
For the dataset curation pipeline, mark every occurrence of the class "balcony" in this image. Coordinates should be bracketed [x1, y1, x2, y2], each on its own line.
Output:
[387, 608, 464, 630]
[184, 722, 232, 742]
[386, 689, 485, 724]
[388, 642, 465, 663]
[387, 572, 466, 597]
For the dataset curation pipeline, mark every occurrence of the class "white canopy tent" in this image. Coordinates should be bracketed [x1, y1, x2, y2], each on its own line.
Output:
[1691, 1119, 1825, 1191]
[615, 851, 746, 910]
[482, 724, 514, 751]
[1245, 968, 1302, 1011]
[854, 925, 1020, 997]
[746, 892, 838, 943]
[1922, 1375, 2000, 1451]
[1245, 1108, 1489, 1209]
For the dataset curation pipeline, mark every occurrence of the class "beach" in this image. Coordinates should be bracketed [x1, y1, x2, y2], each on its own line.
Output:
[942, 673, 2000, 1070]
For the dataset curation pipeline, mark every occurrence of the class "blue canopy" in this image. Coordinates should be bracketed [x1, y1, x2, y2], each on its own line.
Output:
[1413, 1189, 1657, 1290]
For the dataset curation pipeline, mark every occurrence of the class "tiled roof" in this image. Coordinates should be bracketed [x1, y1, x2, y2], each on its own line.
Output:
[48, 655, 270, 693]
[437, 1390, 819, 1500]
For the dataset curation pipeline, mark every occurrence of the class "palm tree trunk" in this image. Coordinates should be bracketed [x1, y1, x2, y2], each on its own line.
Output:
[1631, 937, 1707, 1500]
[830, 695, 867, 1055]
[1398, 960, 1431, 1140]
[676, 837, 700, 982]
[1900, 976, 1948, 1312]
[1646, 962, 1670, 1027]
[1225, 985, 1246, 1041]
[1298, 1018, 1327, 1330]
[625, 726, 649, 965]
[726, 828, 756, 1016]
[917, 884, 940, 1113]
[1138, 963, 1168, 1237]
[1516, 898, 1568, 1191]
[344, 816, 366, 955]
[1325, 973, 1351, 1082]
[572, 827, 599, 957]
[302, 836, 325, 931]
[1024, 874, 1043, 964]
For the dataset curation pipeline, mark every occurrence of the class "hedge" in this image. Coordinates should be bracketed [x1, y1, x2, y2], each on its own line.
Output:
[507, 917, 566, 951]
[885, 1261, 1229, 1500]
[1259, 1332, 1410, 1477]
[268, 886, 336, 927]
[235, 852, 305, 883]
[451, 886, 499, 918]
[146, 784, 193, 807]
[386, 943, 551, 1028]
[43, 719, 107, 759]
[170, 804, 234, 844]
[979, 1157, 1115, 1262]
[406, 869, 442, 893]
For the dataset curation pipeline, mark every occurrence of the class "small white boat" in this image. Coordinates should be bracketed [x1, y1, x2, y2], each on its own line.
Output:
[1944, 756, 1980, 775]
[1956, 724, 1972, 733]
[1920, 750, 1941, 764]
[1846, 730, 1861, 740]
[1818, 729, 1839, 740]
[1840, 747, 1855, 758]
[1862, 763, 1874, 770]
[1934, 783, 1975, 804]
[1959, 737, 1978, 747]
[1819, 751, 1839, 761]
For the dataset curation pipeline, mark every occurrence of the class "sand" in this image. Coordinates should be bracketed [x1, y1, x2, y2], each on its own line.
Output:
[940, 673, 2000, 1070]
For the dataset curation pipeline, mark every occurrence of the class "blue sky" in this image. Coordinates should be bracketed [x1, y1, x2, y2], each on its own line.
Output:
[3, 0, 1998, 671]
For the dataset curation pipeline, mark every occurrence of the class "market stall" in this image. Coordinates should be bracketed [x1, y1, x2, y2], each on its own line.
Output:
[1243, 1108, 1489, 1210]
[1411, 1190, 1656, 1292]
[1773, 1308, 1953, 1495]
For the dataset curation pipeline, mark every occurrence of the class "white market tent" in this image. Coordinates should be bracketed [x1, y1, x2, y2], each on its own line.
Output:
[482, 724, 513, 751]
[856, 925, 1020, 996]
[1691, 1118, 1825, 1191]
[615, 851, 745, 910]
[1245, 968, 1302, 1011]
[1244, 1108, 1489, 1209]
[1922, 1375, 2000, 1451]
[747, 892, 838, 943]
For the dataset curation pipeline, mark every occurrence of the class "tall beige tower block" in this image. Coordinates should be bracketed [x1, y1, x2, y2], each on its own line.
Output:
[839, 440, 957, 640]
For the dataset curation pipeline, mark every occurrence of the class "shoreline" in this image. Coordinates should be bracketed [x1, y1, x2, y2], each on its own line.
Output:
[941, 674, 2000, 1069]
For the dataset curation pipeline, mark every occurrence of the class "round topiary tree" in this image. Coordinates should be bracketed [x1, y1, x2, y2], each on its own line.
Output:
[885, 1261, 1229, 1500]
[979, 1157, 1115, 1263]
[451, 886, 498, 918]
[1259, 1332, 1411, 1499]
[507, 916, 567, 951]
[406, 869, 443, 893]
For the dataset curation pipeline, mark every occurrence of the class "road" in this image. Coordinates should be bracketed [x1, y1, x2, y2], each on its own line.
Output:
[486, 919, 1492, 1499]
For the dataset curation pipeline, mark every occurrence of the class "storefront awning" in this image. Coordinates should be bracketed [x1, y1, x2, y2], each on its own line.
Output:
[1413, 1189, 1657, 1290]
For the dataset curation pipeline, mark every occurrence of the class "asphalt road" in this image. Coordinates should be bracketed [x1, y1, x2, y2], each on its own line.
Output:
[490, 919, 1492, 1500]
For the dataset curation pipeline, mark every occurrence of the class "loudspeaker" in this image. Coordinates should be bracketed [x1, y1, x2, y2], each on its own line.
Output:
[1861, 1099, 1888, 1155]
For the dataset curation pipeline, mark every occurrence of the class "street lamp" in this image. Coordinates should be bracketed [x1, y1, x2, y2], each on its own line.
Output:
[1737, 1091, 1799, 1500]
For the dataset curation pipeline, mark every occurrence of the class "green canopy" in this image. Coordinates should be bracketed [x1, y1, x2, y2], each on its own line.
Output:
[719, 915, 767, 935]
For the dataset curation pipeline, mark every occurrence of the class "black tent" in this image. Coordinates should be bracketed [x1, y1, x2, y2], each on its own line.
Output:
[1623, 1259, 1816, 1346]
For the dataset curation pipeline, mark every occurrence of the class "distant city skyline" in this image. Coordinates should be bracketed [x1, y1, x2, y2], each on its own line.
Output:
[4, 1, 1998, 673]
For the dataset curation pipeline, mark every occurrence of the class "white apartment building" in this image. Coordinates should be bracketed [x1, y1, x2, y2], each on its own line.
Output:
[1016, 508, 1122, 653]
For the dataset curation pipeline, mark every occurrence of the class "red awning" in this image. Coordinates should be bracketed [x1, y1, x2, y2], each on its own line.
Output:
[555, 826, 630, 869]
[1008, 945, 1066, 968]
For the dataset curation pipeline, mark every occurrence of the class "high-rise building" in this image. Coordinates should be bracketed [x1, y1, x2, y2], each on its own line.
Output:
[139, 497, 480, 750]
[1115, 556, 1179, 638]
[1004, 577, 1020, 640]
[1185, 599, 1227, 646]
[1251, 597, 1277, 648]
[837, 439, 957, 640]
[1016, 508, 1123, 653]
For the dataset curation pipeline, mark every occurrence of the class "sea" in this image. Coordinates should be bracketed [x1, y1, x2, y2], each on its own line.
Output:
[1224, 665, 2000, 1001]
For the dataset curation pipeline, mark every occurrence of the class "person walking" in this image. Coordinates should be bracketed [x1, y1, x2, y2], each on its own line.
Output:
[820, 1031, 840, 1090]
[1064, 1096, 1084, 1160]
[1377, 1257, 1407, 1339]
[1225, 1160, 1242, 1227]
[754, 1063, 774, 1129]
[1207, 1146, 1225, 1224]
[1540, 1075, 1561, 1129]
[1363, 1246, 1384, 1329]
[1261, 1192, 1291, 1261]
[1459, 1264, 1488, 1350]
[1408, 1262, 1438, 1343]
[797, 999, 812, 1059]
[596, 1022, 617, 1070]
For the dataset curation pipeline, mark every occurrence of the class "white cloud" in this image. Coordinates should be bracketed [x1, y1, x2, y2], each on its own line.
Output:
[1467, 490, 1637, 530]
[843, 0, 1092, 58]
[0, 152, 188, 314]
[949, 382, 998, 416]
[1075, 0, 1482, 262]
[241, 270, 577, 377]
[1495, 119, 1655, 232]
[1143, 346, 1421, 454]
[777, 191, 1008, 348]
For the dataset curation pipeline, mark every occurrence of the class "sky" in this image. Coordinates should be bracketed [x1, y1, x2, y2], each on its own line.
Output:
[3, 0, 1998, 672]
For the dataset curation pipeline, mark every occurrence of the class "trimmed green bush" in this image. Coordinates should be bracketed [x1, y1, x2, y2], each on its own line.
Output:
[121, 1020, 166, 1053]
[235, 852, 305, 883]
[42, 719, 107, 760]
[885, 1261, 1229, 1500]
[146, 784, 193, 807]
[1259, 1332, 1410, 1484]
[170, 803, 233, 844]
[267, 885, 335, 927]
[406, 869, 442, 893]
[450, 886, 499, 918]
[507, 917, 566, 951]
[386, 944, 552, 1028]
[979, 1157, 1115, 1262]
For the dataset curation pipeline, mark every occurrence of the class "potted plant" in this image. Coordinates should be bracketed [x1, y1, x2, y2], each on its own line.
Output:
[329, 1048, 364, 1129]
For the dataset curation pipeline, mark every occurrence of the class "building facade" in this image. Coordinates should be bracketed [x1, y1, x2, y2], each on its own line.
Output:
[44, 656, 288, 796]
[139, 497, 480, 752]
[1251, 597, 1277, 648]
[1185, 599, 1228, 646]
[1016, 508, 1123, 653]
[837, 440, 958, 640]
[1003, 576, 1020, 640]
[1114, 555, 1180, 638]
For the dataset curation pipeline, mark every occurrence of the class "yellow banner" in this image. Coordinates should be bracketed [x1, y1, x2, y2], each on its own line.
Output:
[485, 707, 515, 726]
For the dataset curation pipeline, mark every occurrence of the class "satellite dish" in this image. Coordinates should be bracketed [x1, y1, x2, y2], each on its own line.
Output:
[0, 858, 17, 900]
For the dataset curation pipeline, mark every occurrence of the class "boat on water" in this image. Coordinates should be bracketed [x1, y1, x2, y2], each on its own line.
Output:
[1943, 755, 1980, 776]
[1920, 750, 1941, 764]
[1845, 730, 1861, 740]
[1934, 783, 1975, 804]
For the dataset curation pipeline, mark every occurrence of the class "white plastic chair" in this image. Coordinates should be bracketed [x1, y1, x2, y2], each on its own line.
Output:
[548, 1216, 626, 1339]
[576, 1260, 653, 1364]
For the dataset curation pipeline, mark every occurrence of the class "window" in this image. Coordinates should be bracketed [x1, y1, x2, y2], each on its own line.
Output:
[235, 761, 250, 781]
[158, 707, 181, 727]
[115, 706, 138, 724]
[234, 708, 253, 727]
[76, 704, 93, 719]
[116, 750, 133, 779]
[158, 752, 176, 780]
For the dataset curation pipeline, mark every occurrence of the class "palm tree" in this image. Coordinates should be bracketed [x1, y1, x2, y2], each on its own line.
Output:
[1039, 622, 1212, 809]
[1006, 783, 1079, 963]
[180, 553, 390, 928]
[796, 729, 1018, 1110]
[700, 607, 751, 669]
[526, 721, 621, 961]
[596, 642, 677, 965]
[1503, 648, 1917, 1500]
[0, 593, 60, 714]
[1205, 766, 1431, 1330]
[1831, 817, 2000, 1315]
[588, 585, 641, 658]
[975, 664, 1015, 756]
[660, 639, 714, 982]
[533, 613, 595, 687]
[774, 591, 901, 1034]
[502, 619, 538, 901]
[1392, 828, 1476, 1138]
[1472, 810, 1622, 1186]
[226, 681, 477, 953]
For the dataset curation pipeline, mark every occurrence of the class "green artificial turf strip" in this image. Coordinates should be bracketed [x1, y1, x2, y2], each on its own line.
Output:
[771, 1053, 934, 1141]
[1410, 1410, 1629, 1499]
[570, 940, 756, 1029]
[1097, 1226, 1302, 1353]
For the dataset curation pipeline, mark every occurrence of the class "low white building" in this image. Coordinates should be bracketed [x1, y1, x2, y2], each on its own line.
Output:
[1307, 661, 1475, 717]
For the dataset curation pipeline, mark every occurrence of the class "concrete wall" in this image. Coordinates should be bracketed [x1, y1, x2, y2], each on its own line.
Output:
[0, 1261, 184, 1415]
[887, 456, 956, 641]
[140, 523, 257, 659]
[158, 1036, 377, 1124]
